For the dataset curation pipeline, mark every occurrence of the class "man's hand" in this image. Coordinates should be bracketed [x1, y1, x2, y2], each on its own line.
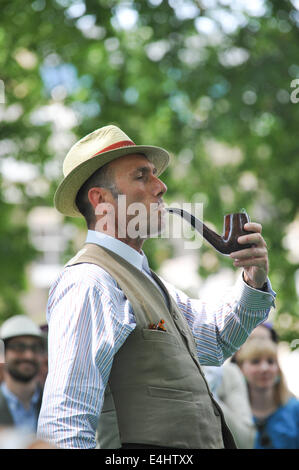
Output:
[230, 222, 269, 289]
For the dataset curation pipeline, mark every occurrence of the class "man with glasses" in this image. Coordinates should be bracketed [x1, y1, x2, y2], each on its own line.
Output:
[0, 315, 45, 432]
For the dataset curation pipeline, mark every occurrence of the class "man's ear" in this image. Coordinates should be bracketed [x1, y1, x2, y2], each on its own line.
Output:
[88, 187, 109, 210]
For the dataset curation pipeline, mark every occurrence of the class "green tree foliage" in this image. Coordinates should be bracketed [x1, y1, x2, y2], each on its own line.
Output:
[1, 0, 299, 340]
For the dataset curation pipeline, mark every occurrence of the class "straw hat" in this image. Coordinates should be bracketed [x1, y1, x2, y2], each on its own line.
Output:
[54, 125, 170, 217]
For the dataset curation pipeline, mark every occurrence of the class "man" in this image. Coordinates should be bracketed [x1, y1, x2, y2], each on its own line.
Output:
[0, 315, 44, 432]
[37, 125, 276, 449]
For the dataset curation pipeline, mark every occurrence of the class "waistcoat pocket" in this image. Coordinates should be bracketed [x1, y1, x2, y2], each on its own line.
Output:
[148, 386, 193, 402]
[142, 328, 179, 346]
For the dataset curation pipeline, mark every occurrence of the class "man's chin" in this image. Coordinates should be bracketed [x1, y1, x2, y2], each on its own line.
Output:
[9, 373, 37, 383]
[144, 225, 165, 239]
[147, 210, 167, 237]
[8, 365, 39, 383]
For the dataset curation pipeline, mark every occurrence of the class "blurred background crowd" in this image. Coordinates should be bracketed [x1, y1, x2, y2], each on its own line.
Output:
[1, 0, 299, 449]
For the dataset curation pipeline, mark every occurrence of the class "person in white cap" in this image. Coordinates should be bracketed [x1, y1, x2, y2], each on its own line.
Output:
[0, 315, 44, 432]
[37, 125, 276, 449]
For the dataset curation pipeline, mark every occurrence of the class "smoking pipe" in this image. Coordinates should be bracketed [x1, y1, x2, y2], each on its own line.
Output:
[166, 208, 253, 255]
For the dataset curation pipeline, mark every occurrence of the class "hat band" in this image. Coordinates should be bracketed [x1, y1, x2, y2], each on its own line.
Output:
[92, 140, 135, 157]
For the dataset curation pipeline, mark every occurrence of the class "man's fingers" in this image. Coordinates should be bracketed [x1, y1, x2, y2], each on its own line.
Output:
[230, 246, 267, 260]
[237, 231, 267, 248]
[244, 222, 262, 233]
[233, 257, 268, 267]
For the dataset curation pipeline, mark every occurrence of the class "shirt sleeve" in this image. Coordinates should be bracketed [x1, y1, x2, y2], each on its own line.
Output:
[37, 265, 135, 449]
[163, 273, 276, 366]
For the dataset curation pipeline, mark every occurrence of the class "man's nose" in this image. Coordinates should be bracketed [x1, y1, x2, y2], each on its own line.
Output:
[153, 176, 167, 196]
[22, 350, 35, 360]
[22, 347, 38, 360]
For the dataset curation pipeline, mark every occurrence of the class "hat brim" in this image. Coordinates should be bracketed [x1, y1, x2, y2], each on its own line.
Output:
[54, 145, 170, 217]
[3, 333, 43, 341]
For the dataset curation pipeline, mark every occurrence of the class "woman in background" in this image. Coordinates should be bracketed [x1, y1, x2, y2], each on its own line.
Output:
[203, 322, 279, 448]
[236, 337, 299, 449]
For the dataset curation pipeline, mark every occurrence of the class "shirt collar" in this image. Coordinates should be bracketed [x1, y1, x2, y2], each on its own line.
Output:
[85, 230, 149, 272]
[1, 382, 19, 407]
[1, 382, 40, 407]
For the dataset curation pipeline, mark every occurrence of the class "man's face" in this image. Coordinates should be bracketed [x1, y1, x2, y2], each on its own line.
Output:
[98, 154, 167, 239]
[4, 335, 43, 383]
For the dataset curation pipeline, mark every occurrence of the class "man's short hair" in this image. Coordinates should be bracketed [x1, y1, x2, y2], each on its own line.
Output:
[75, 163, 115, 227]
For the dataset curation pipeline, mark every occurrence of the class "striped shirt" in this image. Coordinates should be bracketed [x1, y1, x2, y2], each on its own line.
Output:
[37, 230, 276, 449]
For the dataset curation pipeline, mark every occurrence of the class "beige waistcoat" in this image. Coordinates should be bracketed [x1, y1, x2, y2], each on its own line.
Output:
[67, 243, 236, 449]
